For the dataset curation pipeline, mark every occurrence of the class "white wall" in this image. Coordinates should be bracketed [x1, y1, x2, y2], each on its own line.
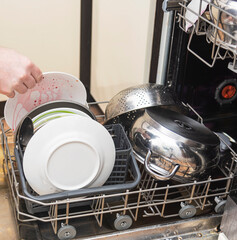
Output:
[91, 0, 156, 103]
[0, 0, 81, 101]
[0, 0, 156, 103]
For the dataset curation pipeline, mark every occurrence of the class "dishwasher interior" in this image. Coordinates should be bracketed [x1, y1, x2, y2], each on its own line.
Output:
[1, 101, 237, 240]
[1, 1, 237, 239]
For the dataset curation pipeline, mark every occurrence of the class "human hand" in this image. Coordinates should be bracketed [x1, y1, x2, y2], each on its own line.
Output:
[0, 47, 43, 98]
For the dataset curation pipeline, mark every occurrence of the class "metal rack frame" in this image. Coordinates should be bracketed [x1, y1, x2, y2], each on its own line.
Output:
[1, 101, 237, 239]
[177, 0, 237, 72]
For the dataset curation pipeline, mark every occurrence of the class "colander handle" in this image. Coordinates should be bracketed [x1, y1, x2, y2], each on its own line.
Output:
[144, 150, 180, 181]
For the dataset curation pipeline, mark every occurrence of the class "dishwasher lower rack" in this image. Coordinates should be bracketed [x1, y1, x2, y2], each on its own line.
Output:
[2, 120, 141, 209]
[1, 120, 237, 240]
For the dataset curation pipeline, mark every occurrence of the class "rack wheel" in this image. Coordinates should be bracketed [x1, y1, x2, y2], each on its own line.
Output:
[179, 203, 196, 219]
[215, 199, 227, 214]
[57, 225, 77, 240]
[114, 214, 133, 231]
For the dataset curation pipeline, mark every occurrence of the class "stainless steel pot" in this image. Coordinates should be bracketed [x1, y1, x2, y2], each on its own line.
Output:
[129, 107, 220, 182]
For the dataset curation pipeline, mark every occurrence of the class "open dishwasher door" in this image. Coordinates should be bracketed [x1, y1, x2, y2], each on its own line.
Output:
[160, 1, 237, 240]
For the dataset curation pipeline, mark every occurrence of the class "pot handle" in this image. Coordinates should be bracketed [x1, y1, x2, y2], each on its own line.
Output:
[144, 150, 180, 181]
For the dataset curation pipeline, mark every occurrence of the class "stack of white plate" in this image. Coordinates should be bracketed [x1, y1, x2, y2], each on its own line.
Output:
[23, 115, 116, 195]
[32, 107, 91, 131]
[4, 72, 116, 195]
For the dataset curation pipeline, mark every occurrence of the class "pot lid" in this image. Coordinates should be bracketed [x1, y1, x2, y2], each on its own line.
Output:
[147, 107, 220, 146]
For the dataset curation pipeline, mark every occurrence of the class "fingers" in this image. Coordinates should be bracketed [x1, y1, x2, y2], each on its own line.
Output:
[14, 63, 43, 95]
[30, 64, 43, 83]
[0, 48, 43, 98]
[12, 71, 37, 95]
[23, 75, 37, 89]
[6, 91, 15, 98]
[12, 65, 43, 96]
[14, 82, 28, 94]
[4, 74, 35, 98]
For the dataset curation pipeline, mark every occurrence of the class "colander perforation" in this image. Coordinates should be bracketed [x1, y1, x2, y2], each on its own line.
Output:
[105, 83, 176, 121]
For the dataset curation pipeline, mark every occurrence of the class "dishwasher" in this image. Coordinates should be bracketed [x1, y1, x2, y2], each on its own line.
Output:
[1, 1, 237, 239]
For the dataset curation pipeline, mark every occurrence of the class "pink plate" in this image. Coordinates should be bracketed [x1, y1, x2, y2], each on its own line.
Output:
[4, 72, 87, 130]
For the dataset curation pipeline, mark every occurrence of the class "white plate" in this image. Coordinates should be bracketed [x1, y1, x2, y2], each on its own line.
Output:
[184, 0, 210, 31]
[34, 113, 76, 132]
[32, 108, 91, 131]
[23, 116, 116, 195]
[4, 72, 87, 131]
[32, 107, 90, 123]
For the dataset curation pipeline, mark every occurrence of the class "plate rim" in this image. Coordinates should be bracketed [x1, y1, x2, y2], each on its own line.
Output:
[23, 115, 115, 195]
[4, 71, 88, 130]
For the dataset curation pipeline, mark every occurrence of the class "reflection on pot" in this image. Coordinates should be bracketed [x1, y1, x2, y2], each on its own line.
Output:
[129, 107, 220, 183]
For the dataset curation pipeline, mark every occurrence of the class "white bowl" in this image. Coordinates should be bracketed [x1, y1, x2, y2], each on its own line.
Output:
[23, 115, 116, 195]
[4, 72, 87, 131]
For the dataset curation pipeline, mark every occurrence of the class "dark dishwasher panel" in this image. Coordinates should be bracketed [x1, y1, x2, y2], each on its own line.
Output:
[166, 21, 237, 139]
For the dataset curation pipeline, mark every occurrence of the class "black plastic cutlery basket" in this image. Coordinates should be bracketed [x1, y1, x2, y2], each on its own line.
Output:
[15, 123, 141, 214]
